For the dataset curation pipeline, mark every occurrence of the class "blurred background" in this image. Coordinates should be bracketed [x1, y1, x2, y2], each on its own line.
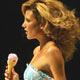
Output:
[0, 0, 80, 80]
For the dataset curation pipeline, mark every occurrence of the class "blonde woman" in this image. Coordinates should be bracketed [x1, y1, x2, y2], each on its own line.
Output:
[4, 0, 80, 80]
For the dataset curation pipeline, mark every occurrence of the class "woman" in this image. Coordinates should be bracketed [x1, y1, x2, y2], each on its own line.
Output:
[4, 0, 80, 80]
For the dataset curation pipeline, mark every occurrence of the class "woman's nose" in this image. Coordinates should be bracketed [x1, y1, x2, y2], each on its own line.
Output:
[22, 22, 25, 28]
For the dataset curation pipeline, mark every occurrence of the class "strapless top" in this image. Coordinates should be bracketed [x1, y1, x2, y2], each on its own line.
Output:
[24, 63, 54, 80]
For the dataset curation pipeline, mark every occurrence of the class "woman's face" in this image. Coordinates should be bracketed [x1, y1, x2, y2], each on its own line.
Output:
[22, 10, 41, 39]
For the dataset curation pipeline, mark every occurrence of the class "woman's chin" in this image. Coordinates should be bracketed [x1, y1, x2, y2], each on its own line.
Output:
[26, 35, 35, 40]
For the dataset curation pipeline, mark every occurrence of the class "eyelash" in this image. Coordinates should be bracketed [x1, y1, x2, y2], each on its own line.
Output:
[26, 19, 31, 22]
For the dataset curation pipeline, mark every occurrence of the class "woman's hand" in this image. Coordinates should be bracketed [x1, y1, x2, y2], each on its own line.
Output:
[4, 66, 19, 80]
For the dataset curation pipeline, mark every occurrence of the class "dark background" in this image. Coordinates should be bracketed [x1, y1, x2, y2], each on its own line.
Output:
[0, 0, 80, 80]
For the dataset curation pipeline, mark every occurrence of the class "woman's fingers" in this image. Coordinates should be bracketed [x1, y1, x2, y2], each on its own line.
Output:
[4, 67, 11, 79]
[5, 69, 8, 73]
[4, 72, 7, 77]
[4, 73, 10, 79]
[5, 66, 19, 80]
[11, 68, 19, 80]
[5, 77, 10, 80]
[5, 77, 9, 80]
[5, 69, 9, 76]
[4, 72, 10, 78]
[6, 66, 8, 69]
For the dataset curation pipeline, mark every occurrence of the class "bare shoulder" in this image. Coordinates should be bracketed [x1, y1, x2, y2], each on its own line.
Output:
[46, 43, 66, 80]
[46, 41, 64, 63]
[33, 45, 40, 56]
[46, 41, 66, 80]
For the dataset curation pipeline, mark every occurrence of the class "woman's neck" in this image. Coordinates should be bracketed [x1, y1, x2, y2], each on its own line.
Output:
[36, 32, 52, 50]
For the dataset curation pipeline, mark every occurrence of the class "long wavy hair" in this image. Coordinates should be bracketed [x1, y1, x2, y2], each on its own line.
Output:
[21, 0, 80, 62]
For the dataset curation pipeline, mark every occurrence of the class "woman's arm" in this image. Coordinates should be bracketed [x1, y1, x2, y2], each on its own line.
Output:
[46, 46, 66, 80]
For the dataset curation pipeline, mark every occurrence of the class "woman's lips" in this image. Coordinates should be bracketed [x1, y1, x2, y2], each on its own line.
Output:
[25, 32, 28, 34]
[24, 29, 28, 34]
[25, 31, 28, 34]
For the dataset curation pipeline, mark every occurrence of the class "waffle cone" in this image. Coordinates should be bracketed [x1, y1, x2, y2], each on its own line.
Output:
[7, 60, 16, 76]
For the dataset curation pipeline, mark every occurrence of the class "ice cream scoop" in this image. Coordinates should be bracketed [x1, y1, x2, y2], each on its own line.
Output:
[7, 53, 18, 77]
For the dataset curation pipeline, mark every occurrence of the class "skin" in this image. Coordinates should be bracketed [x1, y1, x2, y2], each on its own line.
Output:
[4, 10, 66, 80]
[22, 10, 42, 40]
[4, 66, 19, 80]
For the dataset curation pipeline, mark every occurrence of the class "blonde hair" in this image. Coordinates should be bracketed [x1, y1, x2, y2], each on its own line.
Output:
[22, 0, 80, 62]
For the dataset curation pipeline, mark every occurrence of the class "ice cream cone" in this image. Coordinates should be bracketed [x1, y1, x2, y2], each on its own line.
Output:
[7, 60, 16, 76]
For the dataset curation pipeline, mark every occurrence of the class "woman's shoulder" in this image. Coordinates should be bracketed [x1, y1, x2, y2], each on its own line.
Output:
[33, 45, 40, 56]
[45, 41, 64, 61]
[46, 41, 61, 53]
[45, 41, 58, 52]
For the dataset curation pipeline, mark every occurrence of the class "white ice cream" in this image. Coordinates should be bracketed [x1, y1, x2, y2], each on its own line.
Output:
[8, 53, 18, 63]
